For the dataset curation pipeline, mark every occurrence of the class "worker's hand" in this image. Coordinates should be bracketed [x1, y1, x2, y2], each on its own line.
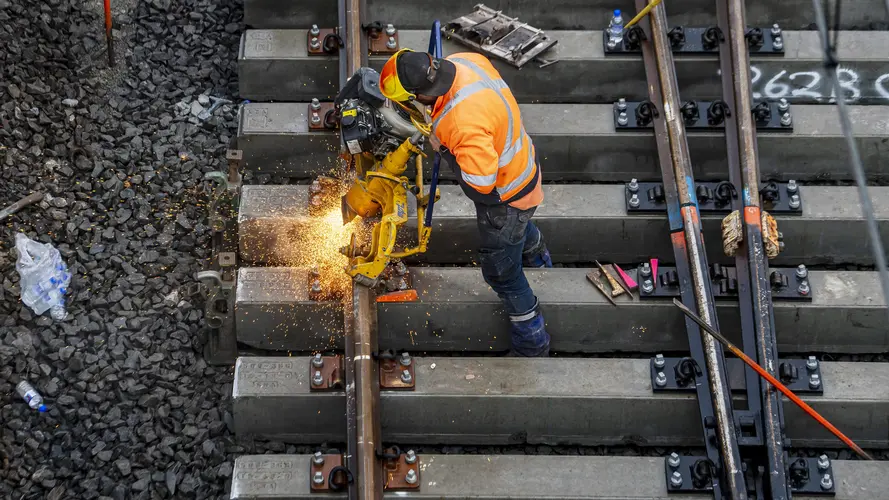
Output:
[428, 133, 442, 151]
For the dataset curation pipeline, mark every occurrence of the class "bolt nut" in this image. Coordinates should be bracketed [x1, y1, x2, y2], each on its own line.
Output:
[809, 373, 821, 389]
[780, 111, 792, 126]
[313, 451, 325, 465]
[311, 111, 321, 125]
[628, 178, 639, 192]
[310, 36, 321, 49]
[401, 369, 413, 384]
[806, 355, 819, 371]
[789, 194, 800, 209]
[395, 261, 408, 275]
[400, 352, 412, 367]
[786, 179, 798, 193]
[386, 36, 397, 49]
[798, 280, 810, 296]
[796, 264, 808, 279]
[771, 23, 782, 36]
[778, 98, 790, 112]
[655, 371, 667, 388]
[641, 279, 654, 294]
[405, 468, 418, 484]
[773, 36, 783, 50]
[312, 353, 324, 368]
[817, 454, 831, 471]
[311, 98, 322, 110]
[641, 262, 652, 277]
[654, 353, 666, 369]
[670, 470, 683, 487]
[313, 471, 325, 484]
[310, 24, 321, 37]
[606, 38, 618, 50]
[311, 279, 322, 293]
[310, 179, 322, 194]
[667, 452, 681, 468]
[617, 111, 629, 126]
[405, 449, 418, 464]
[312, 370, 323, 386]
[617, 98, 628, 111]
[628, 193, 640, 208]
[385, 23, 397, 36]
[821, 473, 833, 491]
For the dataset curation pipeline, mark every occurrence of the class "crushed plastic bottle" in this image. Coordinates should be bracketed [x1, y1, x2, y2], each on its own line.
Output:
[16, 381, 47, 412]
[608, 9, 624, 43]
[14, 233, 71, 320]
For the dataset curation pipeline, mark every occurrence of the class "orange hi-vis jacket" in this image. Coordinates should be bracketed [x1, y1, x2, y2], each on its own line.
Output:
[431, 53, 544, 209]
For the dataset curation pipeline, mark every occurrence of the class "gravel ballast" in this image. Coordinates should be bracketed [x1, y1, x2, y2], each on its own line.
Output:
[0, 0, 255, 498]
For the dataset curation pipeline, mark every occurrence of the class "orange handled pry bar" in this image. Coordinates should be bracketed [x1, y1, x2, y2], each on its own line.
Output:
[672, 298, 873, 460]
[104, 0, 114, 67]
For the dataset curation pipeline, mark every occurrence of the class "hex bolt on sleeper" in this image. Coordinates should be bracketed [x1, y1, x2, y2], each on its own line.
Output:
[310, 98, 322, 111]
[310, 24, 320, 37]
[617, 97, 628, 111]
[310, 37, 321, 50]
[809, 373, 821, 390]
[787, 179, 798, 193]
[385, 23, 396, 36]
[667, 452, 681, 468]
[806, 355, 819, 371]
[798, 280, 810, 296]
[789, 194, 801, 209]
[400, 352, 412, 367]
[405, 469, 418, 485]
[627, 178, 639, 192]
[312, 353, 324, 368]
[641, 262, 651, 277]
[401, 369, 413, 384]
[386, 36, 397, 49]
[312, 451, 325, 465]
[773, 35, 784, 50]
[617, 111, 629, 126]
[641, 279, 654, 294]
[405, 449, 417, 464]
[771, 23, 782, 37]
[817, 454, 831, 471]
[655, 371, 667, 387]
[312, 370, 323, 386]
[311, 112, 321, 125]
[654, 353, 665, 368]
[313, 471, 325, 485]
[796, 264, 808, 279]
[670, 471, 683, 487]
[629, 193, 640, 208]
[781, 111, 793, 126]
[821, 474, 834, 491]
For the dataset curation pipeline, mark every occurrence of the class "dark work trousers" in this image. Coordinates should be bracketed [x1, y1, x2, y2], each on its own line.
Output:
[475, 203, 551, 355]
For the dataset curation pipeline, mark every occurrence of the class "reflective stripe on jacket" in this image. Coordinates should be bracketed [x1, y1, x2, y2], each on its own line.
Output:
[431, 53, 543, 207]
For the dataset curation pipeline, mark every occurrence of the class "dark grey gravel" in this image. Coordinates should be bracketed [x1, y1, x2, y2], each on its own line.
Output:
[0, 0, 244, 498]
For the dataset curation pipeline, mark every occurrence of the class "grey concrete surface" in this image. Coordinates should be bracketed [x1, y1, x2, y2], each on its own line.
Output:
[233, 357, 889, 448]
[238, 184, 889, 266]
[231, 454, 888, 499]
[234, 267, 888, 354]
[243, 0, 888, 31]
[236, 102, 889, 182]
[239, 29, 889, 104]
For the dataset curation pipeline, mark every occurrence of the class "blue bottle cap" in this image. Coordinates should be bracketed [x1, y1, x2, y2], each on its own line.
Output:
[614, 9, 621, 16]
[38, 404, 47, 412]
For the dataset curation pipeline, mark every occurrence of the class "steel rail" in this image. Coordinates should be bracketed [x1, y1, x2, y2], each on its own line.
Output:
[716, 1, 790, 498]
[633, 1, 745, 498]
[338, 0, 377, 498]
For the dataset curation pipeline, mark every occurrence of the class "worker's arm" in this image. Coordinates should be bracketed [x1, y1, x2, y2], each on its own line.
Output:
[435, 122, 501, 203]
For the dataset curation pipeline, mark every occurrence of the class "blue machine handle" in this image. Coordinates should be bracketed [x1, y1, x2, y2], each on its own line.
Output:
[424, 20, 443, 229]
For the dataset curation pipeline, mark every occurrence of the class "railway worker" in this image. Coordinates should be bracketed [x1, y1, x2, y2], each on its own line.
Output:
[379, 49, 553, 357]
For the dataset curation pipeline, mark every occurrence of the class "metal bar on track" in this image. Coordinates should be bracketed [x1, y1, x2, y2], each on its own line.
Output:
[634, 1, 745, 498]
[717, 0, 791, 498]
[338, 0, 374, 498]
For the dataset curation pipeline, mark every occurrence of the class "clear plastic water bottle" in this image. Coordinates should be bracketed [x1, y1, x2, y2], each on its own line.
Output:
[609, 9, 624, 43]
[15, 234, 70, 320]
[16, 381, 47, 412]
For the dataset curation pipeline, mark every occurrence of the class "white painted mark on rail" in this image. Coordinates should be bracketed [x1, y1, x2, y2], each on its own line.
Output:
[748, 65, 889, 102]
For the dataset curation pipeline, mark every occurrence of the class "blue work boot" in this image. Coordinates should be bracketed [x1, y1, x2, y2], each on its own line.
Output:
[508, 299, 551, 357]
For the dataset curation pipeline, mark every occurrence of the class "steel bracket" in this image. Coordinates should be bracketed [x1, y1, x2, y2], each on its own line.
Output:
[309, 354, 345, 391]
[664, 454, 836, 495]
[364, 22, 400, 54]
[614, 99, 793, 131]
[786, 456, 837, 495]
[309, 453, 349, 492]
[378, 351, 415, 390]
[382, 449, 420, 490]
[442, 4, 558, 68]
[308, 101, 337, 131]
[664, 455, 715, 492]
[638, 264, 813, 301]
[606, 25, 785, 55]
[650, 356, 824, 394]
[307, 27, 341, 56]
[626, 180, 802, 214]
